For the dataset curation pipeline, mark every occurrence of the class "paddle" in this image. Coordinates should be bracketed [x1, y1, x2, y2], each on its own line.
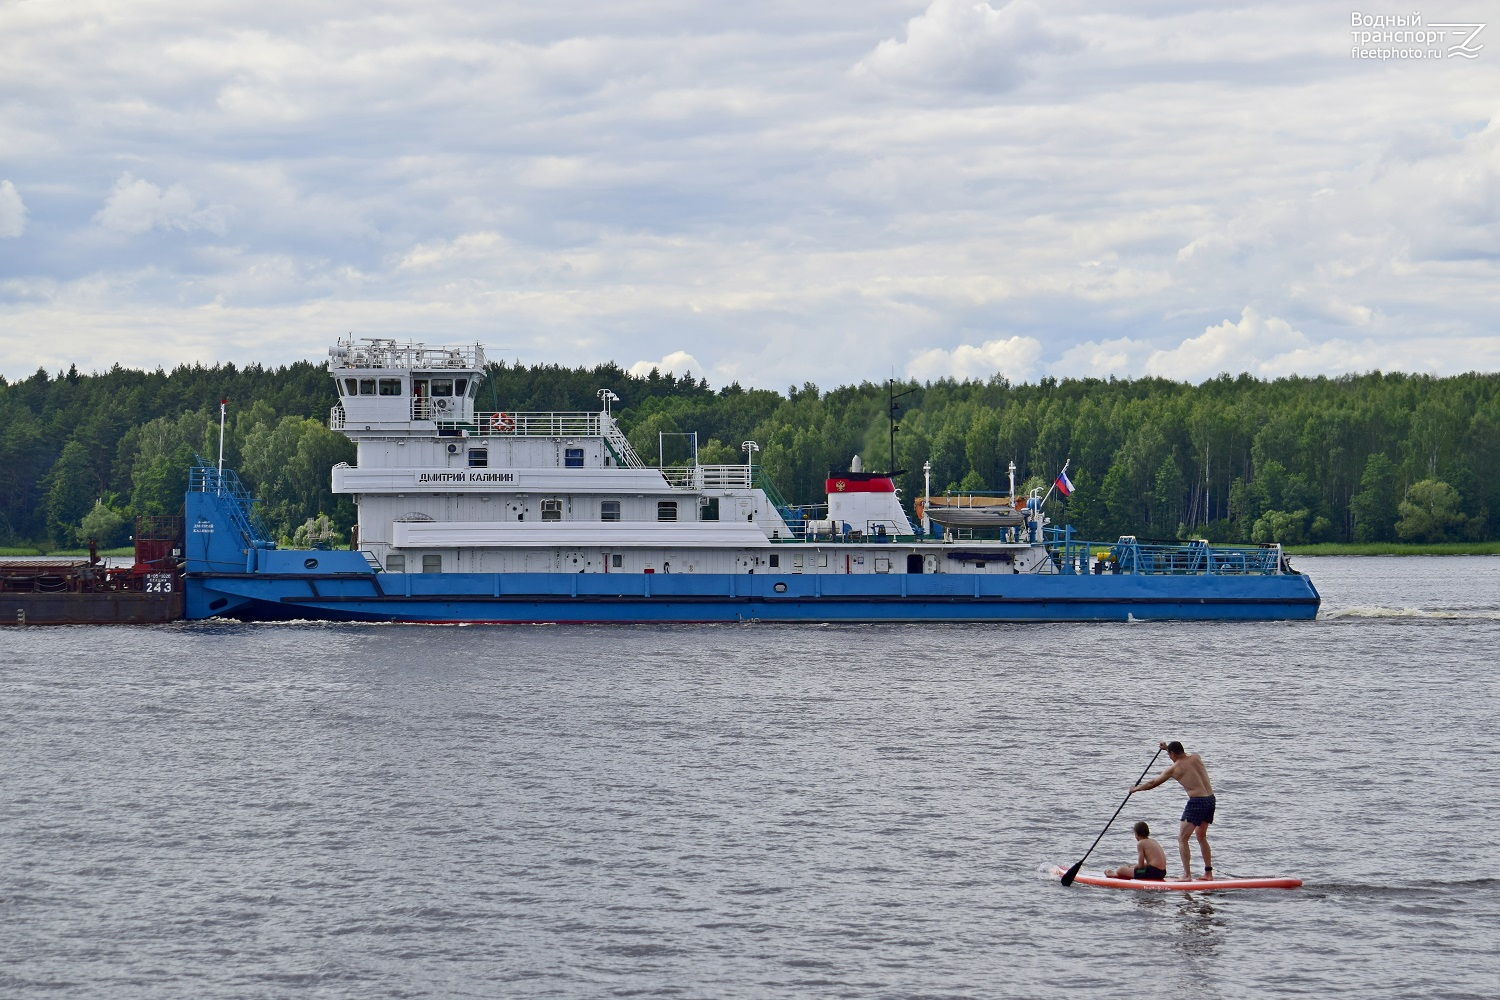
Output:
[1060, 746, 1165, 887]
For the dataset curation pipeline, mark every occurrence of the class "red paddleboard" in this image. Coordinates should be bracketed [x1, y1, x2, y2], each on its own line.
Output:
[1051, 866, 1302, 891]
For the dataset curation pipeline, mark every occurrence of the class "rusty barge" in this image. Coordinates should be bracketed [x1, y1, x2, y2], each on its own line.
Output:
[1, 517, 184, 626]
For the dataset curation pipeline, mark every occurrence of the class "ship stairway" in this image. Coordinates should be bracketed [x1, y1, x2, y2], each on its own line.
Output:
[190, 462, 272, 547]
[602, 417, 647, 469]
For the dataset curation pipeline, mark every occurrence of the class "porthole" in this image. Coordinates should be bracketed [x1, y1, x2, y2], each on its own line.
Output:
[304, 557, 319, 569]
[773, 582, 787, 593]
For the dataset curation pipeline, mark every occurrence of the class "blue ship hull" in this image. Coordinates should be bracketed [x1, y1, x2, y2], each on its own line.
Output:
[182, 473, 1320, 624]
[186, 565, 1319, 623]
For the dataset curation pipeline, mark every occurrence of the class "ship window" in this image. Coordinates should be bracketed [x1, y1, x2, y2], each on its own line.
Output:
[422, 554, 442, 573]
[564, 448, 584, 468]
[611, 554, 623, 568]
[601, 500, 621, 522]
[699, 497, 719, 521]
[818, 554, 828, 567]
[769, 554, 780, 568]
[386, 554, 405, 572]
[468, 381, 480, 397]
[455, 378, 468, 396]
[468, 449, 488, 468]
[430, 379, 453, 397]
[379, 379, 402, 396]
[359, 379, 376, 395]
[343, 378, 357, 395]
[542, 499, 562, 521]
[657, 501, 678, 522]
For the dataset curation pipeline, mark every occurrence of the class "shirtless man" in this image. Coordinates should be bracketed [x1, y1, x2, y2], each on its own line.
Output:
[1129, 740, 1216, 880]
[1107, 821, 1169, 881]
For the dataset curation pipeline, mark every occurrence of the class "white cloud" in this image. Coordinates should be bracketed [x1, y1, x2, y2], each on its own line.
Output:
[852, 0, 1073, 91]
[0, 180, 25, 238]
[1143, 308, 1304, 381]
[1, 2, 1498, 385]
[907, 335, 1042, 382]
[629, 350, 705, 381]
[93, 174, 226, 236]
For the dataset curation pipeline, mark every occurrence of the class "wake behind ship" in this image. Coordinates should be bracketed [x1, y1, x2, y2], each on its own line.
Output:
[183, 338, 1320, 623]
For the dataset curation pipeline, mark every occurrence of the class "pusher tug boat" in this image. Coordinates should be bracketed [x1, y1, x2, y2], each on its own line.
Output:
[182, 338, 1320, 623]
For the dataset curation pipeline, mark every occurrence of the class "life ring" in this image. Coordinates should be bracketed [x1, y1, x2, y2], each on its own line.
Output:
[494, 412, 516, 433]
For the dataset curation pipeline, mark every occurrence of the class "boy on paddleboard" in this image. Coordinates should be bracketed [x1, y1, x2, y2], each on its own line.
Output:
[1129, 740, 1216, 881]
[1107, 821, 1168, 880]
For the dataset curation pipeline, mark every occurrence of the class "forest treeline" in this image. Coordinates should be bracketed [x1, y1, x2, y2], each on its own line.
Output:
[2, 358, 1496, 548]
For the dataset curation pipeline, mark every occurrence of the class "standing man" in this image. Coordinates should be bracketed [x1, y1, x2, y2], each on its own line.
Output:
[1130, 740, 1216, 880]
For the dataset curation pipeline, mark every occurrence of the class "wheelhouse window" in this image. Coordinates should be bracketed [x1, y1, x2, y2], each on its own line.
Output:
[657, 501, 678, 522]
[468, 449, 488, 468]
[379, 379, 403, 396]
[600, 500, 621, 522]
[542, 499, 563, 521]
[565, 448, 584, 468]
[359, 378, 376, 395]
[386, 554, 405, 572]
[454, 378, 468, 396]
[430, 379, 453, 397]
[342, 378, 357, 395]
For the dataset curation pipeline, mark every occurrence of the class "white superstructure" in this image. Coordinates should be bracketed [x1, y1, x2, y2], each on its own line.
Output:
[327, 338, 1057, 577]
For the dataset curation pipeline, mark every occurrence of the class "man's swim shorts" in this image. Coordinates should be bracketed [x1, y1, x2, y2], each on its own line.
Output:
[1133, 865, 1168, 881]
[1181, 795, 1216, 826]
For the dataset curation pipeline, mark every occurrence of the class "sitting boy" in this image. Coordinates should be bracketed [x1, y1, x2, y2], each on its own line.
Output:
[1108, 821, 1168, 880]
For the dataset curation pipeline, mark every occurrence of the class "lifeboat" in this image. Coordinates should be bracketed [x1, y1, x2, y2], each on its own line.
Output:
[917, 495, 1027, 529]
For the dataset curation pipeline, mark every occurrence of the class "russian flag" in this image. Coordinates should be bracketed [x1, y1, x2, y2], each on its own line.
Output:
[1055, 469, 1074, 497]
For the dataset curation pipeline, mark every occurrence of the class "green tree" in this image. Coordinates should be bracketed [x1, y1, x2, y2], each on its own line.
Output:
[1151, 456, 1185, 535]
[1395, 480, 1467, 542]
[43, 440, 99, 545]
[1350, 453, 1399, 542]
[78, 499, 129, 548]
[1252, 509, 1310, 545]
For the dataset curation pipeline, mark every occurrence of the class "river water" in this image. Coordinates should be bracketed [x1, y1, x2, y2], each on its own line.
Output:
[3, 556, 1497, 998]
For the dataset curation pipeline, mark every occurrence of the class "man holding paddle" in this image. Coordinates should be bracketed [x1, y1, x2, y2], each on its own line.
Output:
[1130, 740, 1216, 881]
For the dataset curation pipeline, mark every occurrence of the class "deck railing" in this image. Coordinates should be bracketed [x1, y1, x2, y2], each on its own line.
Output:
[1045, 528, 1287, 576]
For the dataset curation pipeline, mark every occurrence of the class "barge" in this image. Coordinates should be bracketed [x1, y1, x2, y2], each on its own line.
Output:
[2, 518, 183, 626]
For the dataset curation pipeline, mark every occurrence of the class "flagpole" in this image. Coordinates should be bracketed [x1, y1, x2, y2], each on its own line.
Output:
[218, 398, 227, 478]
[1041, 458, 1070, 507]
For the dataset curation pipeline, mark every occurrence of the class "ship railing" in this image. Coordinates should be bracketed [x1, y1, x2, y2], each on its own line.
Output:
[659, 467, 698, 489]
[650, 464, 763, 490]
[329, 404, 345, 430]
[429, 410, 598, 435]
[1044, 527, 1286, 576]
[701, 465, 755, 489]
[330, 338, 484, 371]
[189, 463, 273, 546]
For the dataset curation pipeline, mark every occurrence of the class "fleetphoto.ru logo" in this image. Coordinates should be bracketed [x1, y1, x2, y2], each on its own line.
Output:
[1351, 12, 1486, 59]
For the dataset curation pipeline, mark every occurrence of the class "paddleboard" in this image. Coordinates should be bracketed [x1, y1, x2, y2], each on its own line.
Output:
[1051, 866, 1302, 891]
